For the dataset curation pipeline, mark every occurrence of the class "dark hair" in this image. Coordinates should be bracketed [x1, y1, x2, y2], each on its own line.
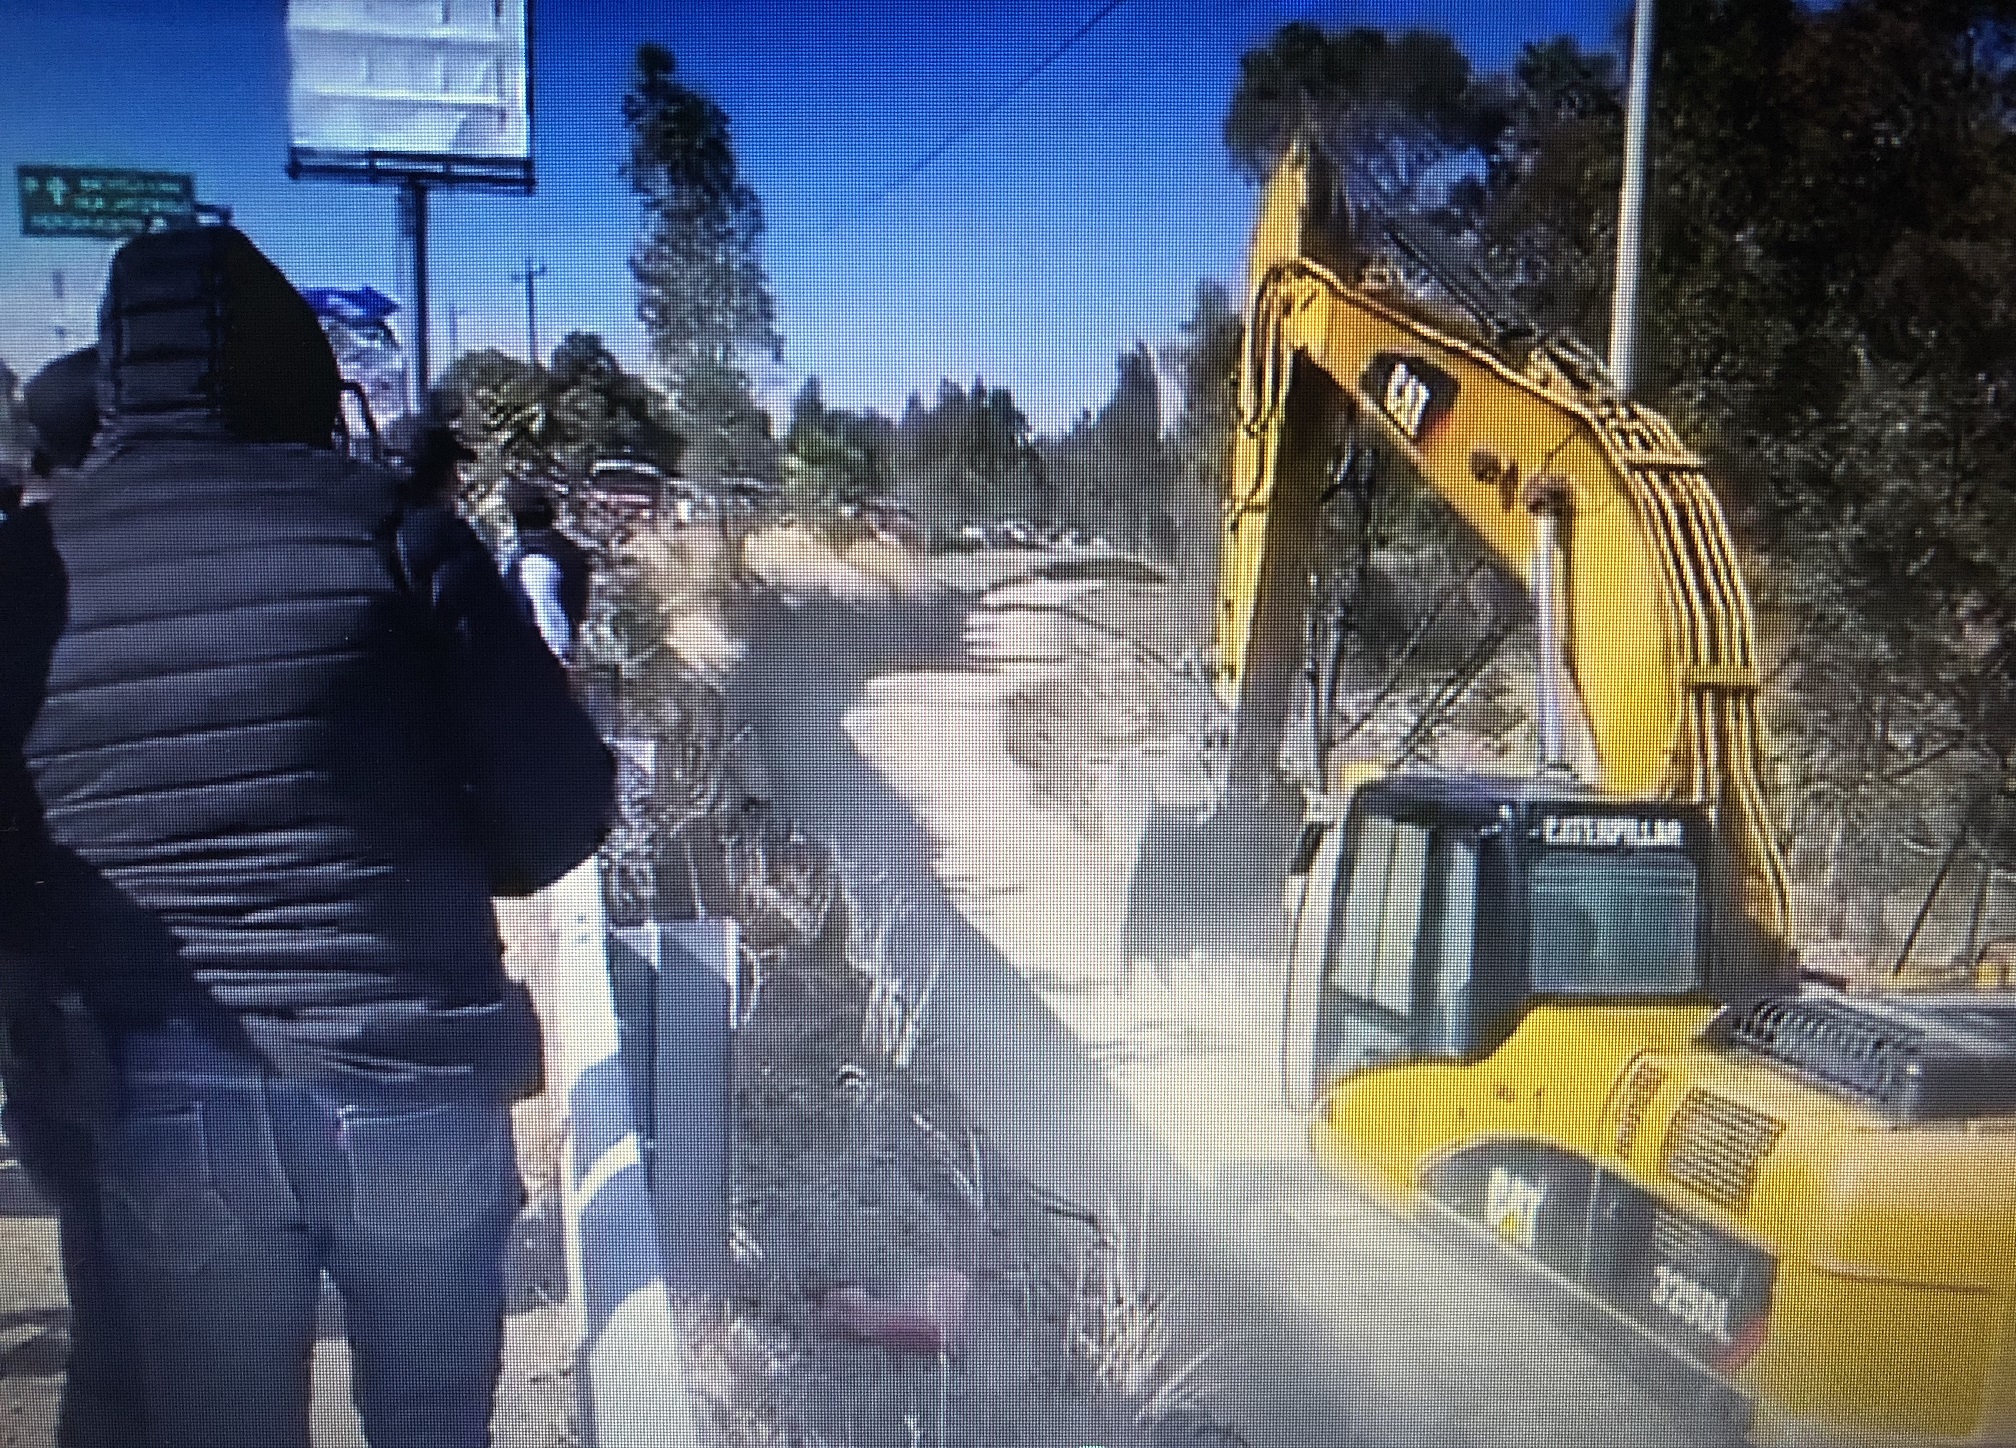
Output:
[504, 481, 556, 530]
[23, 346, 101, 471]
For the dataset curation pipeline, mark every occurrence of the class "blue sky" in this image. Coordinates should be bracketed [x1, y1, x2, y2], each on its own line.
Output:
[0, 0, 1620, 430]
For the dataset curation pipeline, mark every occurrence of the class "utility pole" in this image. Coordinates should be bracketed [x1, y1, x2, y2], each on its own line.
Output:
[50, 270, 67, 350]
[1607, 0, 1657, 399]
[512, 257, 547, 369]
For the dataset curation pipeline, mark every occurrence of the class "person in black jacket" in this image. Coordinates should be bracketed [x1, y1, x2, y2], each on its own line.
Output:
[0, 344, 146, 1448]
[1, 223, 614, 1448]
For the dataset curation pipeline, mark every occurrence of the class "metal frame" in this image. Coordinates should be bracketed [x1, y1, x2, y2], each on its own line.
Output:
[285, 147, 533, 194]
[284, 1, 539, 411]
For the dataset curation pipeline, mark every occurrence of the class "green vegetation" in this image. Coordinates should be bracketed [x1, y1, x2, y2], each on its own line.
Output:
[886, 376, 1045, 532]
[438, 333, 684, 496]
[782, 377, 891, 517]
[623, 42, 784, 486]
[1037, 344, 1177, 552]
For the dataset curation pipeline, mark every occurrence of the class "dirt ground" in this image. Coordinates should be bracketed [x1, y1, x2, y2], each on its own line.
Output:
[670, 531, 1249, 1447]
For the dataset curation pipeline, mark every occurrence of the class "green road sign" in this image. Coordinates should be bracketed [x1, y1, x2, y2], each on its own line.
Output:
[17, 166, 197, 238]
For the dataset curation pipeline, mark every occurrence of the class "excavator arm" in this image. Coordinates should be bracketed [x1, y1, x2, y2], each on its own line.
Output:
[1212, 145, 1791, 955]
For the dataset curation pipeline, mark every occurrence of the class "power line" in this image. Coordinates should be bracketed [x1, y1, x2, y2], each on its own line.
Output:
[840, 0, 1136, 225]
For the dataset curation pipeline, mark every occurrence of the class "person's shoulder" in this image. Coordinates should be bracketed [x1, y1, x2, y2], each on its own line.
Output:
[260, 445, 406, 515]
[391, 500, 502, 596]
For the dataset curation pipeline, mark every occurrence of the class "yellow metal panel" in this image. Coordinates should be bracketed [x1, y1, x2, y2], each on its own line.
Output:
[1241, 145, 2016, 1445]
[1318, 1003, 2016, 1443]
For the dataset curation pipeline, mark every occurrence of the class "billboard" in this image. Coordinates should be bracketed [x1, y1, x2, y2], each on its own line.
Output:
[286, 0, 533, 190]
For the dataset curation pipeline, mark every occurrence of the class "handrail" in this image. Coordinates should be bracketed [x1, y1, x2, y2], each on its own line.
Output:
[543, 860, 703, 1448]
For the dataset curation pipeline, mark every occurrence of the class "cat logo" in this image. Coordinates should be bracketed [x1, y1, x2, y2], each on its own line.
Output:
[1384, 362, 1434, 439]
[1362, 352, 1457, 443]
[1486, 1167, 1546, 1251]
[1540, 814, 1685, 850]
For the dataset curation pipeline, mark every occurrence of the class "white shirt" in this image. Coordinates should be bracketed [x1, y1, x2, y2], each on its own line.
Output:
[514, 552, 574, 664]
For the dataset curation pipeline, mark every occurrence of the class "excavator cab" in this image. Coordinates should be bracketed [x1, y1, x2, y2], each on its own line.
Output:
[1281, 776, 1766, 1107]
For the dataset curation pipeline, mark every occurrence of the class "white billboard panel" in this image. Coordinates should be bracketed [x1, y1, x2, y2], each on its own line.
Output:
[288, 0, 531, 181]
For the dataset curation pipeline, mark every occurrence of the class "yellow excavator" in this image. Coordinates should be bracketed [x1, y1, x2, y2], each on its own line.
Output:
[1186, 143, 2016, 1446]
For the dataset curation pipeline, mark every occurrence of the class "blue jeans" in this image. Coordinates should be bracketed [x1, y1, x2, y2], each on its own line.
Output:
[2, 1069, 144, 1448]
[95, 1025, 522, 1448]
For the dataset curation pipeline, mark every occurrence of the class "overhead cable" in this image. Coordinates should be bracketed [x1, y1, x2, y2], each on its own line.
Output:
[841, 0, 1135, 223]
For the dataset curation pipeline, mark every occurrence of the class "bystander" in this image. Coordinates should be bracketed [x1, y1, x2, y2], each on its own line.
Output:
[502, 481, 591, 666]
[0, 344, 142, 1448]
[0, 223, 613, 1448]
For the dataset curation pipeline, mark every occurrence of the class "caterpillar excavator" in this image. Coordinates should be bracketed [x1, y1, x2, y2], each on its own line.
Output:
[1168, 142, 2016, 1446]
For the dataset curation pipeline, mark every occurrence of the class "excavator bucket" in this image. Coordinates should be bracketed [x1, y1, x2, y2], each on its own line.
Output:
[1119, 337, 1345, 975]
[1119, 784, 1304, 970]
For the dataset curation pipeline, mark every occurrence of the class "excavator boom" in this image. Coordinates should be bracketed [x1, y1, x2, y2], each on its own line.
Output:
[1212, 145, 1790, 953]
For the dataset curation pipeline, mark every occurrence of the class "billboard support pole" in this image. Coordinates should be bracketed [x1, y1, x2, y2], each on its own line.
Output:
[397, 178, 430, 418]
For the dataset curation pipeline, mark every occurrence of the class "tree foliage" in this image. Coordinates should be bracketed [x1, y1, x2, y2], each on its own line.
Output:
[669, 357, 781, 484]
[1038, 343, 1176, 549]
[783, 377, 892, 515]
[1224, 23, 1507, 203]
[1157, 283, 1245, 604]
[888, 377, 1045, 523]
[1224, 3, 2016, 956]
[1487, 0, 2016, 845]
[438, 332, 685, 495]
[623, 43, 781, 376]
[1163, 281, 1243, 483]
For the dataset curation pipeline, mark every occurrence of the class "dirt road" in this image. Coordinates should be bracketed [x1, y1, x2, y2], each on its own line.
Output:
[726, 559, 1752, 1448]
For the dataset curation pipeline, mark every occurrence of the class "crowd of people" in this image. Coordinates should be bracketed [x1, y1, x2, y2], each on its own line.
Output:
[0, 220, 615, 1448]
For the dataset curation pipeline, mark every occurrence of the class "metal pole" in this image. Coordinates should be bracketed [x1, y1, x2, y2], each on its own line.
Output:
[513, 257, 547, 369]
[1524, 481, 1588, 782]
[527, 266, 539, 369]
[1530, 506, 1572, 775]
[396, 179, 431, 417]
[1607, 0, 1657, 398]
